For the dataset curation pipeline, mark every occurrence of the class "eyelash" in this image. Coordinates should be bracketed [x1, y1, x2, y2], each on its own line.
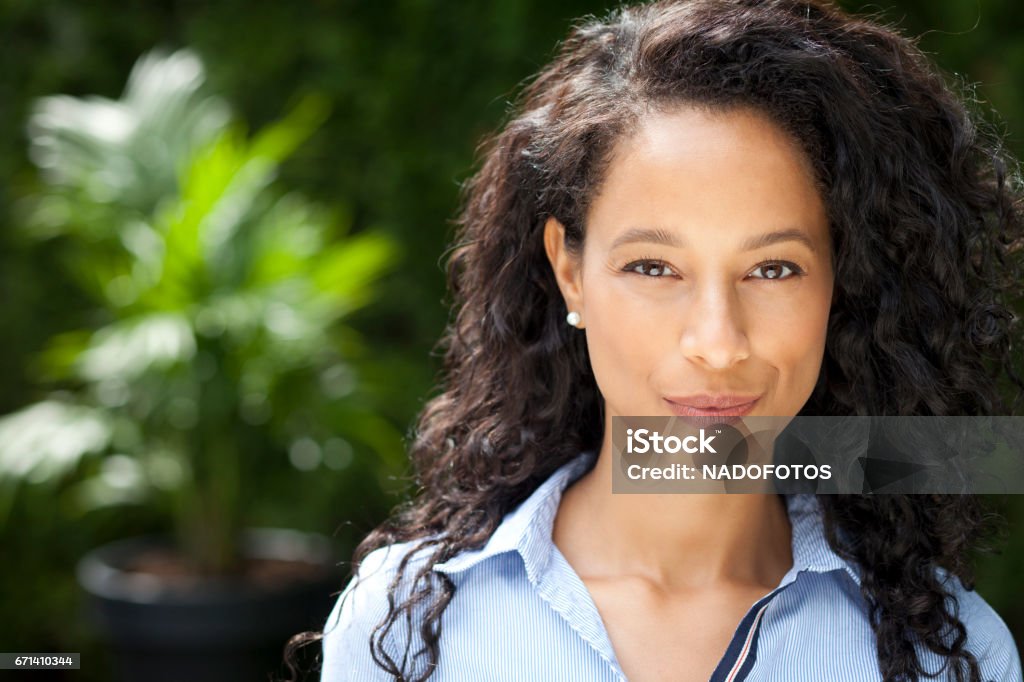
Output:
[621, 257, 806, 280]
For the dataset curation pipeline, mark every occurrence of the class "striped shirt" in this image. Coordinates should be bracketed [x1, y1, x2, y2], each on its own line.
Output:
[321, 451, 1023, 681]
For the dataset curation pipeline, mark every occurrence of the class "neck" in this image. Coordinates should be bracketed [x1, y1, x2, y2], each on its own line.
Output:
[552, 425, 793, 591]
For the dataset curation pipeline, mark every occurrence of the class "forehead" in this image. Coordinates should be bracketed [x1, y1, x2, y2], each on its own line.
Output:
[585, 105, 829, 249]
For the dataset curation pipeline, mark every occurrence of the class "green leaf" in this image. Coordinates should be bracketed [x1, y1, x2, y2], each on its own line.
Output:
[27, 49, 229, 215]
[74, 313, 196, 383]
[245, 194, 330, 287]
[249, 93, 331, 164]
[65, 454, 150, 514]
[33, 330, 93, 383]
[311, 231, 398, 312]
[0, 401, 114, 485]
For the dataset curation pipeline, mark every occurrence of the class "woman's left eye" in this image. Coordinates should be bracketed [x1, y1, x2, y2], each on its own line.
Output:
[749, 261, 802, 280]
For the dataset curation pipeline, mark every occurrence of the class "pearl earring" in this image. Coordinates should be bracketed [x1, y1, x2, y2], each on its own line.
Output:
[566, 311, 581, 327]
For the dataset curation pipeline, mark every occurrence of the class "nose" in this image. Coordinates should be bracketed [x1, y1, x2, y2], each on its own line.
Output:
[678, 283, 751, 370]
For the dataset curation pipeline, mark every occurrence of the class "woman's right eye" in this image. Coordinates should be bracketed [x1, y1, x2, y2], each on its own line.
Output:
[623, 259, 677, 278]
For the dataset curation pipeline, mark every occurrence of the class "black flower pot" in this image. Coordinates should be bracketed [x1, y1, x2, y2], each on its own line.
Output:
[77, 528, 343, 682]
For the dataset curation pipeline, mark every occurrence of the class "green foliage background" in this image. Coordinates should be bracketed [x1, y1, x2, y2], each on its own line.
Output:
[0, 1, 1021, 679]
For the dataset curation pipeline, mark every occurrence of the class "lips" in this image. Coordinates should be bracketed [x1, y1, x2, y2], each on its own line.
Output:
[665, 394, 760, 410]
[663, 394, 760, 425]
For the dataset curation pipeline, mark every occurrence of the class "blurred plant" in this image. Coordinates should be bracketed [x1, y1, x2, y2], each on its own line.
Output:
[0, 48, 404, 573]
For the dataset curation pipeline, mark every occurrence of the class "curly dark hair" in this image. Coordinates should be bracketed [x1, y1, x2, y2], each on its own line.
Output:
[285, 1, 1024, 680]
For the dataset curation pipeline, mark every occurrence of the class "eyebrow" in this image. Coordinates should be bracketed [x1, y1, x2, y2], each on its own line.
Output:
[609, 226, 818, 253]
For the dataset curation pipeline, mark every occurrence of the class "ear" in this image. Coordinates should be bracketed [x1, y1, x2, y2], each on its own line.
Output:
[543, 216, 585, 327]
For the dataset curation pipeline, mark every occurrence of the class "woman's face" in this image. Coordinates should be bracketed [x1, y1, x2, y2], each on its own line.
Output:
[545, 105, 834, 420]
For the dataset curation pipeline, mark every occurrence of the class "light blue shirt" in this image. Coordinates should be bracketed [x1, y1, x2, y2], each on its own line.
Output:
[321, 451, 1023, 681]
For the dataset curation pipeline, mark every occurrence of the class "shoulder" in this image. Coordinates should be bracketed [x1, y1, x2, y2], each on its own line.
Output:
[776, 562, 1020, 680]
[320, 541, 440, 682]
[941, 576, 1023, 682]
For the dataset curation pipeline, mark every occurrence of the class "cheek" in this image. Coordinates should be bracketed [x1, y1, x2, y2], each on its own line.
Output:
[580, 270, 674, 412]
[754, 296, 829, 354]
[750, 283, 832, 400]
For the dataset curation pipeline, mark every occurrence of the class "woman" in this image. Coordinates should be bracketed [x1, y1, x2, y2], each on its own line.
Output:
[301, 0, 1024, 680]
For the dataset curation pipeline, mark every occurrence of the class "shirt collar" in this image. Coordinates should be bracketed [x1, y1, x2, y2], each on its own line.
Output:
[785, 492, 862, 586]
[433, 451, 861, 588]
[433, 452, 594, 578]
